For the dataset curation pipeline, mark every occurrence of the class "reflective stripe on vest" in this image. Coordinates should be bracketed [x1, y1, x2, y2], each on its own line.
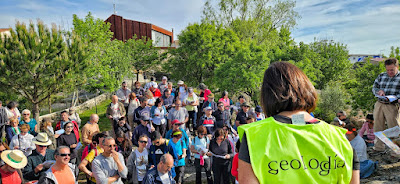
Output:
[238, 117, 353, 184]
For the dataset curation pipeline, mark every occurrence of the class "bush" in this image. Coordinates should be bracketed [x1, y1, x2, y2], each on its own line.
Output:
[314, 82, 350, 122]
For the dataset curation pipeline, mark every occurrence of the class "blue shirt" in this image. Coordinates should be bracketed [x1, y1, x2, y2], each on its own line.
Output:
[19, 118, 37, 136]
[169, 138, 187, 166]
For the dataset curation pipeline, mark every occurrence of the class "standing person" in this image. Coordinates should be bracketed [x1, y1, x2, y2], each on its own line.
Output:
[142, 154, 176, 184]
[0, 150, 27, 184]
[218, 91, 231, 111]
[254, 106, 265, 121]
[169, 130, 187, 184]
[39, 118, 58, 150]
[127, 92, 140, 128]
[234, 96, 246, 112]
[5, 101, 20, 122]
[116, 117, 132, 140]
[165, 120, 189, 150]
[151, 98, 167, 137]
[23, 133, 55, 181]
[132, 81, 146, 99]
[133, 98, 151, 125]
[127, 135, 149, 184]
[55, 111, 80, 142]
[158, 76, 169, 94]
[167, 82, 176, 97]
[38, 146, 77, 184]
[19, 109, 38, 136]
[148, 131, 178, 174]
[81, 114, 100, 147]
[115, 131, 133, 161]
[132, 116, 153, 147]
[235, 102, 255, 128]
[146, 91, 156, 107]
[150, 84, 162, 99]
[57, 122, 78, 172]
[372, 58, 400, 152]
[201, 93, 218, 112]
[79, 133, 106, 184]
[209, 129, 234, 184]
[359, 114, 375, 147]
[198, 83, 211, 109]
[92, 137, 128, 184]
[6, 118, 20, 144]
[176, 81, 188, 102]
[199, 107, 216, 135]
[183, 87, 199, 132]
[9, 124, 35, 156]
[190, 126, 213, 184]
[162, 89, 175, 111]
[68, 107, 81, 127]
[167, 99, 189, 130]
[213, 102, 231, 129]
[144, 77, 157, 91]
[117, 82, 132, 112]
[238, 62, 359, 184]
[0, 101, 8, 141]
[107, 95, 126, 135]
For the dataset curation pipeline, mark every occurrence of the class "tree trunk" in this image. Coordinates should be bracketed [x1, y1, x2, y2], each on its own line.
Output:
[48, 96, 52, 113]
[32, 103, 40, 122]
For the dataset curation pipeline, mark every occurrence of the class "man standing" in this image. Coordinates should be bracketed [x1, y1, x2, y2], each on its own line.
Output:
[81, 114, 100, 146]
[107, 95, 126, 134]
[213, 102, 231, 129]
[116, 82, 131, 111]
[162, 89, 175, 111]
[23, 133, 55, 181]
[235, 102, 256, 128]
[372, 58, 400, 152]
[167, 99, 189, 130]
[143, 154, 176, 184]
[38, 146, 77, 184]
[133, 98, 151, 125]
[159, 76, 169, 94]
[55, 110, 80, 142]
[92, 137, 128, 184]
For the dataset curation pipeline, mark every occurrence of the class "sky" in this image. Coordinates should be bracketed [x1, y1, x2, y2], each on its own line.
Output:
[0, 0, 399, 55]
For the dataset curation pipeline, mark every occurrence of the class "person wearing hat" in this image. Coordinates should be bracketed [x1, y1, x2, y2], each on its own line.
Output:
[106, 95, 126, 136]
[332, 117, 346, 128]
[38, 146, 77, 184]
[167, 99, 189, 130]
[68, 106, 81, 128]
[132, 115, 153, 147]
[235, 102, 256, 128]
[176, 81, 188, 102]
[201, 93, 218, 113]
[199, 107, 217, 135]
[165, 119, 190, 162]
[148, 131, 178, 177]
[0, 150, 27, 184]
[150, 83, 162, 99]
[159, 76, 169, 94]
[213, 102, 231, 129]
[183, 87, 199, 132]
[23, 132, 55, 181]
[254, 105, 265, 121]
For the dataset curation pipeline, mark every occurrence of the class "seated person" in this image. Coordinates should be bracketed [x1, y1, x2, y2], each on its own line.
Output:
[331, 117, 346, 128]
[345, 124, 377, 179]
[359, 114, 375, 147]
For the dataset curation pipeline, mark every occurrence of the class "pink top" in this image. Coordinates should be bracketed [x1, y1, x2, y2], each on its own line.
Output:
[359, 122, 375, 140]
[231, 153, 239, 181]
[218, 98, 230, 110]
[203, 89, 211, 101]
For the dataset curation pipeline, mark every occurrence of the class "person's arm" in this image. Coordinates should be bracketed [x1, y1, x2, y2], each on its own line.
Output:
[78, 159, 93, 177]
[92, 157, 118, 184]
[350, 170, 360, 184]
[231, 154, 239, 179]
[113, 151, 128, 178]
[81, 127, 92, 145]
[126, 151, 136, 178]
[120, 103, 126, 117]
[23, 157, 43, 181]
[6, 127, 13, 143]
[238, 159, 260, 184]
[358, 123, 367, 137]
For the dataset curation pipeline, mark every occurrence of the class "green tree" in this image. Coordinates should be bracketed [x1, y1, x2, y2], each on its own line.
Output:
[345, 60, 385, 112]
[0, 20, 88, 120]
[314, 82, 350, 122]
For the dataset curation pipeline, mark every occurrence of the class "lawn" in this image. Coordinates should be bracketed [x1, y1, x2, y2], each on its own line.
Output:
[79, 99, 112, 132]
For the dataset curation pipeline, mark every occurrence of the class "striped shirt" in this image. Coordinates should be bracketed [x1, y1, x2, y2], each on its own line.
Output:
[372, 72, 400, 99]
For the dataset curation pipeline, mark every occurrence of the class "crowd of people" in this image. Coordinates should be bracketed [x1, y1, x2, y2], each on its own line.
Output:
[0, 58, 399, 184]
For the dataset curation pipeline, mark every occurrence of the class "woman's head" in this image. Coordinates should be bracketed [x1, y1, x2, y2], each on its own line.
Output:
[222, 91, 228, 98]
[10, 118, 18, 127]
[64, 122, 74, 133]
[261, 62, 317, 117]
[115, 131, 126, 143]
[129, 92, 137, 99]
[172, 130, 183, 140]
[138, 134, 148, 148]
[214, 128, 225, 143]
[21, 109, 31, 119]
[40, 120, 52, 131]
[197, 125, 207, 138]
[155, 98, 163, 107]
[19, 124, 30, 134]
[135, 81, 141, 88]
[6, 101, 17, 109]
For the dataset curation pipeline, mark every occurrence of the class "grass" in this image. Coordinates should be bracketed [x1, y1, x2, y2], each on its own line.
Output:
[79, 99, 112, 132]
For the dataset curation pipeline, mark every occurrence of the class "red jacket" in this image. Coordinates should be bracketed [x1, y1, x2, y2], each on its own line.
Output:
[55, 120, 80, 142]
[152, 88, 162, 98]
[231, 153, 239, 181]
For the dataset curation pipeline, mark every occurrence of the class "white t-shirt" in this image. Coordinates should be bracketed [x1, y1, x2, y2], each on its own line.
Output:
[135, 149, 148, 181]
[350, 135, 368, 162]
[153, 107, 166, 125]
[158, 171, 171, 184]
[110, 103, 122, 120]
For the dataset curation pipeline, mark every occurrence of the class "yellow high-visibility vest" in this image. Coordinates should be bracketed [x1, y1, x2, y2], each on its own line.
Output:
[238, 117, 353, 184]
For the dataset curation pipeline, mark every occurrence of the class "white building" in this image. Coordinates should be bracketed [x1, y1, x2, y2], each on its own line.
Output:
[348, 54, 382, 63]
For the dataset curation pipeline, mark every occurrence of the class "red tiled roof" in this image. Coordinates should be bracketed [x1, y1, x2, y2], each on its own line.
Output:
[0, 28, 11, 32]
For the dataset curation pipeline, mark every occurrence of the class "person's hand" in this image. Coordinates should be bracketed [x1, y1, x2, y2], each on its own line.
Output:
[207, 134, 212, 140]
[89, 171, 94, 177]
[108, 115, 113, 119]
[34, 164, 44, 173]
[225, 154, 231, 159]
[378, 90, 385, 96]
[111, 150, 120, 163]
[14, 146, 19, 149]
[70, 144, 77, 148]
[151, 125, 155, 132]
[206, 152, 212, 156]
[182, 153, 187, 158]
[150, 165, 155, 169]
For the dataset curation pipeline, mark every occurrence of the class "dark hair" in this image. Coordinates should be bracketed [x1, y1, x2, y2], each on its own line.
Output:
[93, 132, 106, 144]
[63, 122, 73, 130]
[221, 91, 228, 99]
[261, 62, 318, 117]
[150, 131, 162, 141]
[238, 95, 244, 100]
[122, 81, 126, 85]
[140, 97, 148, 102]
[135, 81, 141, 86]
[55, 146, 70, 156]
[366, 114, 374, 121]
[213, 128, 225, 139]
[337, 110, 346, 116]
[197, 125, 207, 135]
[118, 117, 126, 122]
[6, 101, 16, 109]
[235, 140, 241, 151]
[345, 124, 357, 136]
[385, 58, 399, 66]
[129, 92, 137, 99]
[155, 98, 163, 106]
[217, 102, 224, 106]
[151, 76, 156, 81]
[139, 134, 148, 140]
[60, 110, 68, 115]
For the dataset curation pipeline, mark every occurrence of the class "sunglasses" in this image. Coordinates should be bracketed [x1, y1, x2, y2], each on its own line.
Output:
[66, 126, 74, 128]
[200, 133, 207, 136]
[139, 140, 148, 144]
[218, 105, 224, 107]
[216, 137, 225, 140]
[92, 142, 98, 145]
[223, 129, 228, 131]
[38, 145, 48, 148]
[107, 144, 117, 148]
[23, 114, 30, 115]
[58, 153, 71, 157]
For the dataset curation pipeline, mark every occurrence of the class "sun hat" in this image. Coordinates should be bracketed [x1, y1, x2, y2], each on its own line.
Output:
[32, 132, 52, 146]
[205, 106, 213, 111]
[208, 93, 214, 98]
[177, 80, 184, 85]
[162, 76, 168, 80]
[241, 102, 251, 107]
[1, 150, 27, 169]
